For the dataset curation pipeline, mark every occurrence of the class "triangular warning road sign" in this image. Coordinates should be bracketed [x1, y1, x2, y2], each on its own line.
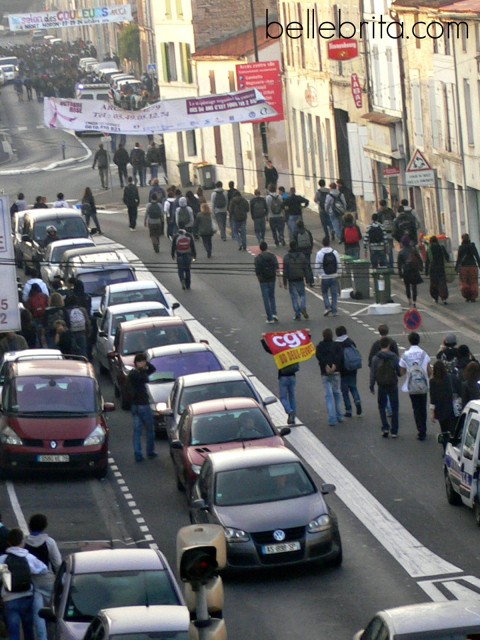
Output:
[406, 149, 432, 172]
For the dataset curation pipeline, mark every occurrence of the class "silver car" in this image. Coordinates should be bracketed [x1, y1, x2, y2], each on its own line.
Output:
[40, 238, 96, 284]
[40, 548, 185, 640]
[190, 447, 342, 570]
[83, 606, 190, 640]
[99, 280, 175, 315]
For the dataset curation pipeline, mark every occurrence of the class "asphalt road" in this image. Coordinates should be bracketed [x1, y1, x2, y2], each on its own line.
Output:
[3, 81, 480, 639]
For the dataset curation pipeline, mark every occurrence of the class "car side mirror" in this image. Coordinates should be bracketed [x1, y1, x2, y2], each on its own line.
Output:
[199, 339, 209, 345]
[321, 483, 336, 495]
[107, 351, 117, 360]
[191, 498, 207, 510]
[228, 365, 240, 371]
[263, 396, 278, 406]
[103, 402, 115, 413]
[171, 302, 180, 310]
[279, 427, 291, 437]
[39, 608, 56, 622]
[170, 439, 183, 450]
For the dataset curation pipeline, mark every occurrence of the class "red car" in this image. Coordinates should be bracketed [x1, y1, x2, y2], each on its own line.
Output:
[170, 397, 290, 499]
[0, 358, 114, 478]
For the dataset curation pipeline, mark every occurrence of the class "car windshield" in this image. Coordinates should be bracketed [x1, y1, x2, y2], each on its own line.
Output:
[33, 218, 88, 242]
[79, 269, 135, 297]
[111, 309, 169, 336]
[65, 570, 180, 622]
[122, 327, 192, 355]
[179, 380, 255, 413]
[110, 634, 188, 640]
[190, 408, 274, 445]
[6, 376, 98, 414]
[109, 288, 168, 308]
[215, 462, 316, 506]
[149, 352, 222, 383]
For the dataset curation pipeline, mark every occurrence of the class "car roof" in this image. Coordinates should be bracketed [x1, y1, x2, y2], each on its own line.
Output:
[71, 548, 167, 573]
[2, 349, 62, 363]
[147, 343, 216, 359]
[107, 280, 160, 293]
[99, 605, 190, 633]
[119, 316, 188, 332]
[377, 601, 480, 635]
[207, 446, 299, 473]
[14, 358, 93, 377]
[47, 239, 95, 251]
[179, 369, 247, 387]
[62, 245, 123, 262]
[23, 208, 81, 219]
[107, 301, 168, 315]
[189, 397, 262, 415]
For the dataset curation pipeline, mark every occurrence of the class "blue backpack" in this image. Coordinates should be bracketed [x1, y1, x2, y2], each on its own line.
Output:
[343, 344, 362, 371]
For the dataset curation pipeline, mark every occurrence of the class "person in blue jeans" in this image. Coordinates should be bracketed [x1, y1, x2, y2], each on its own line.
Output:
[315, 328, 344, 426]
[262, 337, 301, 425]
[335, 326, 362, 417]
[128, 353, 157, 462]
[283, 241, 309, 320]
[370, 337, 401, 437]
[315, 237, 340, 317]
[254, 242, 279, 323]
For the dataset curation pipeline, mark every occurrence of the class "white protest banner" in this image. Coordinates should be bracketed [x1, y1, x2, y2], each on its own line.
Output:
[44, 89, 277, 134]
[8, 5, 132, 31]
[0, 197, 21, 332]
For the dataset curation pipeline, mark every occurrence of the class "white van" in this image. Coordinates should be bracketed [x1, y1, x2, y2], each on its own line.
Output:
[75, 83, 111, 101]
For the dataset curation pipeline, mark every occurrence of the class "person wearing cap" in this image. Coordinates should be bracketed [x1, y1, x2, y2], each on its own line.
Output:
[42, 225, 58, 248]
[436, 334, 459, 374]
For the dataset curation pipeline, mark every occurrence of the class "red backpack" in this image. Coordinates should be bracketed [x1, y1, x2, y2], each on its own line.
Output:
[344, 225, 360, 245]
[176, 235, 191, 254]
[29, 292, 48, 319]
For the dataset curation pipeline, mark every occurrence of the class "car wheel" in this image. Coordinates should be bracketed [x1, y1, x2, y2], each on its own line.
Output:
[445, 472, 462, 505]
[474, 501, 480, 527]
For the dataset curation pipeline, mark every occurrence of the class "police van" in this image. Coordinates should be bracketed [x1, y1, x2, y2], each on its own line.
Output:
[441, 400, 480, 524]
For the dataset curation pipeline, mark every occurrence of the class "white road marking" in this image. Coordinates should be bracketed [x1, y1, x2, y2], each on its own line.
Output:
[418, 576, 480, 601]
[6, 481, 28, 534]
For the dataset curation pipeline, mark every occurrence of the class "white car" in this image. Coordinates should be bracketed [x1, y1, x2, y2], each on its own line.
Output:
[94, 301, 171, 374]
[99, 280, 176, 315]
[1, 65, 15, 82]
[83, 606, 190, 640]
[40, 238, 96, 284]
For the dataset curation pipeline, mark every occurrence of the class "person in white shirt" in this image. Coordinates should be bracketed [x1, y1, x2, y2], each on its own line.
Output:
[399, 332, 432, 440]
[315, 237, 341, 317]
[53, 192, 69, 208]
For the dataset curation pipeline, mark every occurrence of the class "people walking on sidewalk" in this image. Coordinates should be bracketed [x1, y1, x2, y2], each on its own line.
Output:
[315, 328, 344, 427]
[81, 187, 102, 233]
[144, 194, 164, 253]
[127, 353, 157, 462]
[193, 203, 215, 258]
[255, 241, 279, 323]
[370, 337, 400, 438]
[230, 192, 249, 251]
[377, 200, 396, 267]
[175, 197, 195, 235]
[227, 181, 241, 238]
[455, 233, 480, 302]
[146, 141, 162, 184]
[314, 179, 333, 242]
[164, 188, 177, 240]
[283, 241, 309, 320]
[325, 183, 346, 241]
[368, 324, 399, 367]
[425, 235, 449, 304]
[211, 181, 228, 241]
[364, 213, 387, 268]
[340, 213, 362, 259]
[171, 227, 196, 290]
[399, 332, 432, 441]
[266, 184, 285, 246]
[315, 237, 340, 317]
[92, 143, 109, 190]
[123, 177, 140, 230]
[113, 143, 129, 188]
[250, 189, 268, 243]
[398, 236, 423, 307]
[335, 326, 362, 417]
[284, 188, 309, 241]
[264, 159, 279, 190]
[293, 219, 314, 286]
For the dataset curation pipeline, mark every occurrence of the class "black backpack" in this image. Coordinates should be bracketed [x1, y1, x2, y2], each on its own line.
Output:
[5, 553, 32, 593]
[270, 195, 283, 216]
[258, 254, 277, 280]
[316, 190, 327, 213]
[368, 225, 384, 244]
[148, 202, 163, 220]
[214, 190, 226, 209]
[323, 251, 337, 275]
[251, 199, 267, 219]
[375, 357, 397, 386]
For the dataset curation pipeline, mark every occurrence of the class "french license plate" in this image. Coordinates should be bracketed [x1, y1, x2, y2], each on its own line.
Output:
[262, 541, 301, 554]
[37, 455, 70, 463]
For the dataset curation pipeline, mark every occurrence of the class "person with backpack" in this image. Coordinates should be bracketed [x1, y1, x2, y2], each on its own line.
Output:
[364, 213, 387, 268]
[325, 182, 346, 241]
[145, 141, 162, 183]
[164, 188, 178, 240]
[266, 183, 285, 246]
[315, 328, 344, 427]
[436, 333, 459, 374]
[148, 179, 166, 207]
[377, 200, 396, 267]
[250, 189, 268, 243]
[193, 203, 215, 258]
[283, 240, 309, 320]
[314, 179, 333, 242]
[210, 181, 228, 241]
[0, 513, 10, 554]
[425, 235, 449, 304]
[174, 196, 194, 234]
[113, 143, 129, 188]
[393, 205, 418, 245]
[25, 514, 62, 640]
[315, 237, 341, 317]
[22, 278, 49, 303]
[293, 219, 314, 286]
[399, 332, 432, 441]
[42, 292, 68, 349]
[171, 226, 196, 290]
[80, 186, 102, 234]
[53, 320, 81, 356]
[230, 192, 250, 251]
[92, 143, 109, 190]
[144, 194, 164, 253]
[398, 236, 423, 308]
[26, 283, 49, 347]
[65, 296, 91, 358]
[429, 360, 462, 445]
[0, 528, 48, 640]
[335, 326, 362, 418]
[337, 179, 357, 213]
[128, 352, 157, 462]
[254, 241, 279, 323]
[455, 233, 480, 302]
[370, 336, 401, 438]
[284, 187, 309, 241]
[129, 142, 146, 187]
[123, 176, 140, 231]
[340, 213, 362, 259]
[227, 181, 241, 239]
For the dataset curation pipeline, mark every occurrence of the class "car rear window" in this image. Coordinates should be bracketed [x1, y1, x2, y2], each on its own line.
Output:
[111, 308, 169, 335]
[6, 376, 98, 414]
[51, 243, 92, 263]
[33, 218, 88, 242]
[65, 570, 180, 621]
[109, 288, 169, 308]
[149, 351, 222, 383]
[190, 408, 274, 446]
[79, 269, 135, 297]
[122, 326, 193, 355]
[179, 380, 256, 413]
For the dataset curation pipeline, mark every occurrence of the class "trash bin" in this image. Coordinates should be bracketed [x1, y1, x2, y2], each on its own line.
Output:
[351, 259, 371, 299]
[177, 161, 191, 188]
[197, 164, 215, 190]
[339, 255, 354, 290]
[372, 267, 394, 304]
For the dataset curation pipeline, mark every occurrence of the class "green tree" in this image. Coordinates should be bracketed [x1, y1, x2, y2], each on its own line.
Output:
[118, 24, 140, 65]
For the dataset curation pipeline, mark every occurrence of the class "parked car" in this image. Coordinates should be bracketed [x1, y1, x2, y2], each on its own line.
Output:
[40, 238, 96, 284]
[79, 57, 97, 71]
[354, 600, 480, 640]
[83, 605, 190, 640]
[0, 349, 62, 397]
[190, 447, 342, 569]
[94, 301, 171, 374]
[108, 317, 196, 409]
[146, 343, 224, 435]
[162, 370, 277, 441]
[99, 280, 174, 314]
[11, 210, 27, 267]
[171, 397, 290, 497]
[0, 357, 114, 478]
[40, 548, 185, 640]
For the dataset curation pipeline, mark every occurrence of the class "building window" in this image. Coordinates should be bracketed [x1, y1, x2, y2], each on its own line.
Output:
[464, 79, 474, 145]
[186, 130, 197, 156]
[300, 111, 309, 177]
[179, 43, 192, 83]
[315, 3, 323, 71]
[412, 80, 424, 147]
[228, 71, 236, 92]
[214, 126, 223, 164]
[160, 42, 177, 82]
[165, 0, 172, 19]
[209, 70, 216, 94]
[175, 0, 183, 18]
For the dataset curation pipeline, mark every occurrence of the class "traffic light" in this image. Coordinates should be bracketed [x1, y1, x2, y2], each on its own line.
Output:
[180, 546, 217, 584]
